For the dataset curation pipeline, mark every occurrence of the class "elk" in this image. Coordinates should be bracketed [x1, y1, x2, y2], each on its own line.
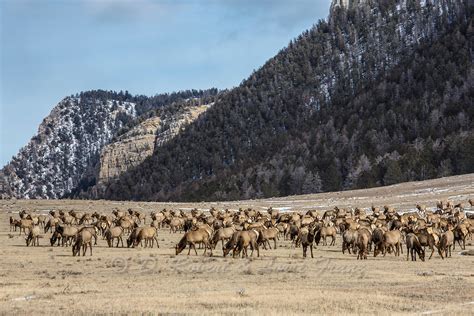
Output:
[315, 224, 337, 246]
[406, 233, 425, 261]
[223, 230, 259, 258]
[233, 231, 259, 258]
[78, 226, 98, 245]
[375, 230, 403, 257]
[105, 226, 124, 248]
[300, 227, 316, 258]
[118, 217, 137, 234]
[26, 226, 41, 247]
[175, 228, 212, 256]
[287, 224, 299, 242]
[168, 217, 184, 233]
[129, 209, 146, 224]
[134, 227, 159, 248]
[19, 210, 30, 219]
[372, 227, 386, 256]
[453, 223, 469, 250]
[211, 226, 236, 249]
[112, 209, 126, 219]
[127, 227, 143, 248]
[356, 232, 369, 260]
[342, 229, 359, 254]
[257, 227, 279, 250]
[50, 225, 79, 247]
[150, 212, 165, 229]
[79, 213, 92, 225]
[9, 217, 19, 232]
[72, 230, 93, 256]
[438, 228, 454, 259]
[18, 219, 33, 236]
[44, 217, 60, 233]
[416, 227, 438, 259]
[37, 215, 47, 228]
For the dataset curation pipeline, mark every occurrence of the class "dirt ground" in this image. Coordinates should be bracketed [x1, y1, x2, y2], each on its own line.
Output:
[0, 174, 473, 315]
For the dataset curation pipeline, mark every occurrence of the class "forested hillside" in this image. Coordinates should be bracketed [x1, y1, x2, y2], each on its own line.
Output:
[101, 0, 474, 201]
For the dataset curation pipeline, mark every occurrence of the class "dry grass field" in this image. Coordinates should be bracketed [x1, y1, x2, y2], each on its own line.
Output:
[0, 174, 473, 315]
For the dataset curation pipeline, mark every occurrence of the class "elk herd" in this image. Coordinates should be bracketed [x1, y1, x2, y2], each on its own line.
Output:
[7, 198, 474, 262]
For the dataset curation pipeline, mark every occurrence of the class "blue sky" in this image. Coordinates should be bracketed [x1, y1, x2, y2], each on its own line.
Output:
[0, 0, 330, 167]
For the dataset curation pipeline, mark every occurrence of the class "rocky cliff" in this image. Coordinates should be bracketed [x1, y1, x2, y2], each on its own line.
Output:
[98, 104, 210, 185]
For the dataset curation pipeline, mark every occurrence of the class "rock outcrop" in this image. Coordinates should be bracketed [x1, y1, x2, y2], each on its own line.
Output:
[98, 104, 210, 185]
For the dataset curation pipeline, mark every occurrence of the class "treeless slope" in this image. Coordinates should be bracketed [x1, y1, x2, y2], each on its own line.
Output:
[1, 173, 472, 214]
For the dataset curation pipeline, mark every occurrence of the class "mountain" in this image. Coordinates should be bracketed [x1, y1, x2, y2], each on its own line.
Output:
[2, 0, 472, 202]
[99, 0, 474, 201]
[1, 89, 218, 199]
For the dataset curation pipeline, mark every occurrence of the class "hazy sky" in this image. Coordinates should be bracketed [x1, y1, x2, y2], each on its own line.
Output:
[0, 0, 330, 166]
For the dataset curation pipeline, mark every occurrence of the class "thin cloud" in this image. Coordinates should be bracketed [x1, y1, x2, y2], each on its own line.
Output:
[81, 0, 181, 23]
[216, 0, 329, 29]
[216, 0, 329, 44]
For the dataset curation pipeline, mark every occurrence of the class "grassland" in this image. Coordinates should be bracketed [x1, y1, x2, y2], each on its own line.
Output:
[0, 174, 473, 315]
